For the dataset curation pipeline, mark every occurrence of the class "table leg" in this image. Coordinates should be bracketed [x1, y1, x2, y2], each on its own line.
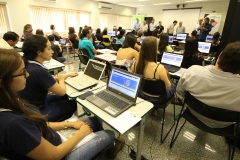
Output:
[66, 46, 71, 72]
[53, 69, 58, 75]
[136, 117, 145, 160]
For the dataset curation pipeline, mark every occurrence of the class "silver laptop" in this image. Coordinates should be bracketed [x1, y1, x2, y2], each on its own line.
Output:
[65, 60, 106, 91]
[59, 39, 67, 45]
[161, 52, 184, 73]
[86, 67, 142, 117]
[198, 42, 212, 54]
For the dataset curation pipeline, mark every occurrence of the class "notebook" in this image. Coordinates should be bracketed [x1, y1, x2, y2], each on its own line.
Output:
[59, 39, 67, 45]
[161, 52, 184, 73]
[65, 60, 106, 91]
[86, 68, 142, 117]
[198, 42, 212, 54]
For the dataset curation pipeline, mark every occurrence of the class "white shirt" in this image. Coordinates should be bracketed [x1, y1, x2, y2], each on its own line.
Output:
[134, 22, 141, 30]
[176, 26, 185, 34]
[141, 24, 148, 32]
[168, 24, 175, 34]
[194, 23, 202, 35]
[0, 39, 13, 49]
[149, 23, 157, 31]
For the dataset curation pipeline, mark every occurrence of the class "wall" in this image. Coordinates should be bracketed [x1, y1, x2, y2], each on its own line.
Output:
[1, 0, 136, 36]
[136, 1, 229, 34]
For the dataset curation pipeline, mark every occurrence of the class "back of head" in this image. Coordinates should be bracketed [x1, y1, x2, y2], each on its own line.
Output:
[122, 34, 136, 49]
[47, 35, 55, 41]
[184, 37, 199, 57]
[96, 28, 101, 34]
[136, 36, 157, 75]
[159, 33, 169, 54]
[68, 27, 75, 35]
[191, 30, 197, 37]
[118, 27, 122, 31]
[102, 29, 107, 35]
[117, 29, 125, 39]
[23, 24, 31, 33]
[212, 32, 220, 44]
[218, 41, 240, 74]
[3, 31, 19, 42]
[137, 30, 143, 37]
[36, 29, 44, 36]
[50, 24, 54, 30]
[22, 35, 48, 64]
[82, 28, 89, 37]
[152, 29, 158, 37]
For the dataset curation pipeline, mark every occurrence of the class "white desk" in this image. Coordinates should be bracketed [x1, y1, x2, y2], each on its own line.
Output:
[43, 59, 65, 75]
[94, 54, 116, 62]
[76, 86, 153, 160]
[97, 49, 117, 55]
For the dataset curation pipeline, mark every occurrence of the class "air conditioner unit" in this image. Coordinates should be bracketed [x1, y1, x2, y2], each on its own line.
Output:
[99, 3, 113, 10]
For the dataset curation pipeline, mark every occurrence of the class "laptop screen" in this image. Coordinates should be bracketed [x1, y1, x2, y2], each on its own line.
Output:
[84, 60, 106, 80]
[92, 29, 96, 34]
[169, 36, 174, 43]
[107, 31, 116, 37]
[161, 52, 183, 67]
[140, 36, 146, 44]
[59, 39, 67, 45]
[206, 35, 213, 41]
[125, 30, 132, 34]
[176, 34, 187, 40]
[108, 69, 141, 99]
[198, 42, 211, 54]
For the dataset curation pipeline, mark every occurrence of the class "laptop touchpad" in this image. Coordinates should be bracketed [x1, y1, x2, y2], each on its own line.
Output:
[93, 99, 105, 106]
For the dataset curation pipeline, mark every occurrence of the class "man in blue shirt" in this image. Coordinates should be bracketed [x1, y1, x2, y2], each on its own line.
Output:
[134, 18, 141, 35]
[198, 17, 212, 42]
[79, 28, 97, 59]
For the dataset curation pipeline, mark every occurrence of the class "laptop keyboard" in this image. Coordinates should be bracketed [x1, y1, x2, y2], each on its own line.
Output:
[71, 76, 96, 86]
[96, 91, 130, 109]
[164, 65, 180, 73]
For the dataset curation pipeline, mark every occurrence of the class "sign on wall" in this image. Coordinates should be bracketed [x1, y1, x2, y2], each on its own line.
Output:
[204, 14, 222, 35]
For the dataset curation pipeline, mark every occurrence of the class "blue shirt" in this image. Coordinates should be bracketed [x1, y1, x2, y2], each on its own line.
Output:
[115, 36, 125, 45]
[79, 38, 95, 59]
[198, 24, 212, 40]
[19, 61, 56, 107]
[134, 22, 141, 30]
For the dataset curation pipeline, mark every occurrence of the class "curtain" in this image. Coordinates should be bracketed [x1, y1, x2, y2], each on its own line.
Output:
[0, 4, 11, 32]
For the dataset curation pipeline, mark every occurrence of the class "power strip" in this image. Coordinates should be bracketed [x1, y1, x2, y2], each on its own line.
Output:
[129, 149, 148, 160]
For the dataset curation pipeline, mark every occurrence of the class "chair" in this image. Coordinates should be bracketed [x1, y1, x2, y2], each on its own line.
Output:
[139, 78, 175, 143]
[69, 39, 79, 60]
[210, 45, 219, 53]
[170, 92, 240, 160]
[103, 38, 112, 49]
[112, 43, 122, 51]
[78, 48, 90, 71]
[52, 34, 60, 41]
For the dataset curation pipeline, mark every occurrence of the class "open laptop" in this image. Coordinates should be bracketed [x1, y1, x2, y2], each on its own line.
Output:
[140, 36, 146, 44]
[107, 31, 116, 37]
[86, 68, 142, 117]
[176, 33, 187, 41]
[169, 36, 174, 43]
[161, 52, 184, 73]
[59, 39, 67, 45]
[205, 35, 213, 41]
[65, 60, 106, 91]
[198, 42, 211, 54]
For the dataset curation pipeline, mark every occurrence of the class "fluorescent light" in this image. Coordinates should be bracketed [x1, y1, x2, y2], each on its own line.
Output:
[138, 0, 150, 1]
[135, 5, 144, 6]
[154, 3, 171, 5]
[186, 0, 207, 2]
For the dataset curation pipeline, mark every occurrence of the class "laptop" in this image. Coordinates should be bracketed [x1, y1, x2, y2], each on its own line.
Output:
[59, 39, 67, 45]
[107, 31, 116, 37]
[86, 68, 142, 117]
[176, 33, 187, 41]
[140, 36, 146, 44]
[65, 60, 106, 91]
[205, 35, 213, 41]
[198, 42, 212, 54]
[169, 36, 174, 43]
[161, 52, 184, 73]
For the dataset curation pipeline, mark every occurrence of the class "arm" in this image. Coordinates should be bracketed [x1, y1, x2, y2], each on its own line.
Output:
[48, 120, 86, 131]
[158, 65, 171, 91]
[57, 44, 62, 53]
[92, 48, 97, 54]
[134, 43, 140, 52]
[132, 50, 139, 60]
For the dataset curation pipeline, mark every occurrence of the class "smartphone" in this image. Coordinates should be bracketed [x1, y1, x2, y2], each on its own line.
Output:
[78, 91, 94, 100]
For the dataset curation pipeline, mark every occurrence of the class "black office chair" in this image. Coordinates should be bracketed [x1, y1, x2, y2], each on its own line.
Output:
[69, 39, 79, 60]
[210, 45, 219, 53]
[52, 34, 60, 41]
[190, 58, 203, 66]
[112, 43, 122, 51]
[139, 78, 175, 143]
[78, 48, 90, 71]
[170, 92, 240, 160]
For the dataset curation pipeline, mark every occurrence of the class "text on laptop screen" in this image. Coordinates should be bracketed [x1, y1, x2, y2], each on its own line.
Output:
[109, 69, 141, 98]
[59, 39, 67, 45]
[176, 34, 187, 40]
[206, 35, 213, 41]
[161, 52, 183, 67]
[169, 36, 174, 43]
[198, 42, 211, 54]
[84, 60, 105, 80]
[107, 31, 116, 36]
[140, 36, 146, 44]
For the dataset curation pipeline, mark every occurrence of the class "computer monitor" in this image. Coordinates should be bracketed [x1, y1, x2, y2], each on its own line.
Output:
[205, 35, 213, 41]
[169, 36, 174, 43]
[198, 42, 212, 54]
[125, 30, 132, 34]
[140, 36, 146, 44]
[107, 31, 116, 37]
[176, 34, 187, 40]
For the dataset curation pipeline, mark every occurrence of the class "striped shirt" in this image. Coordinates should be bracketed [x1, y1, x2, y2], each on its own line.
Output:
[176, 65, 240, 128]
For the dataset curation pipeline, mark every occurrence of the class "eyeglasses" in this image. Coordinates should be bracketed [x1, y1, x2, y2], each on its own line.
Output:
[12, 68, 28, 78]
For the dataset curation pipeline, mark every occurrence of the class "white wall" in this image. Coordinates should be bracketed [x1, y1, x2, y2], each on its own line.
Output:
[1, 0, 136, 37]
[136, 1, 229, 34]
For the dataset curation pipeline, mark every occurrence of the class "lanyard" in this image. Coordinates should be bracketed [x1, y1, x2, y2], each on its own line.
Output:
[28, 60, 48, 70]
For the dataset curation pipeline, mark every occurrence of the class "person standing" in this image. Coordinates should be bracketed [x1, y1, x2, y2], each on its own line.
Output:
[141, 21, 148, 36]
[194, 18, 203, 38]
[156, 21, 164, 37]
[167, 20, 178, 35]
[149, 18, 157, 36]
[176, 21, 186, 34]
[198, 17, 212, 42]
[134, 18, 141, 35]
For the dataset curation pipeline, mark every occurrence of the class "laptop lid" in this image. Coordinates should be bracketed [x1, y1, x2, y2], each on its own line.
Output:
[83, 59, 106, 80]
[107, 68, 142, 102]
[161, 52, 184, 67]
[198, 42, 211, 54]
[206, 35, 213, 41]
[169, 36, 174, 43]
[59, 39, 67, 45]
[92, 29, 96, 34]
[176, 34, 187, 40]
[140, 36, 146, 44]
[107, 31, 115, 37]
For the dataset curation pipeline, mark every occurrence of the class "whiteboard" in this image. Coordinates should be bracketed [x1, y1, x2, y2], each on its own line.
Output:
[162, 9, 201, 35]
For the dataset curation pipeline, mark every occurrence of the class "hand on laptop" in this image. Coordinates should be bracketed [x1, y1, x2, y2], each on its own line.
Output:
[64, 72, 78, 79]
[77, 123, 93, 137]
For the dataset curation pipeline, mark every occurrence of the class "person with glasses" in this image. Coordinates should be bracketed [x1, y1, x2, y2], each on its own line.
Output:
[18, 35, 77, 122]
[0, 49, 124, 159]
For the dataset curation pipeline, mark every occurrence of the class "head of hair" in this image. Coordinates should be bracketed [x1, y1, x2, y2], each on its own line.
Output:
[184, 37, 199, 57]
[173, 20, 177, 23]
[35, 29, 44, 36]
[217, 41, 240, 74]
[122, 34, 136, 49]
[84, 25, 88, 29]
[137, 30, 143, 37]
[68, 27, 75, 35]
[118, 27, 122, 31]
[117, 29, 126, 39]
[50, 24, 55, 30]
[0, 49, 50, 138]
[23, 24, 32, 33]
[158, 33, 169, 54]
[79, 27, 83, 33]
[47, 35, 55, 41]
[205, 17, 210, 24]
[135, 36, 157, 75]
[22, 35, 48, 64]
[102, 29, 107, 35]
[152, 29, 158, 37]
[88, 26, 92, 31]
[191, 30, 197, 37]
[212, 32, 220, 45]
[96, 28, 101, 34]
[82, 28, 90, 37]
[3, 31, 19, 42]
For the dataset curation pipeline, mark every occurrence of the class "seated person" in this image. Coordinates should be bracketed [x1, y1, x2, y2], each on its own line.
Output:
[102, 29, 112, 49]
[36, 29, 44, 36]
[0, 31, 19, 48]
[47, 35, 66, 63]
[0, 49, 125, 160]
[181, 37, 204, 69]
[79, 28, 97, 59]
[115, 34, 139, 69]
[95, 28, 103, 42]
[136, 30, 143, 45]
[50, 24, 61, 40]
[208, 31, 220, 46]
[191, 30, 197, 39]
[114, 29, 126, 45]
[176, 41, 240, 129]
[88, 27, 104, 49]
[19, 35, 77, 122]
[132, 36, 176, 116]
[23, 24, 33, 39]
[158, 33, 173, 61]
[68, 27, 79, 49]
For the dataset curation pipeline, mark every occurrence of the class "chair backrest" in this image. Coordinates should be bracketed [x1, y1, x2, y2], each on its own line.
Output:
[184, 92, 239, 122]
[69, 38, 79, 49]
[190, 58, 202, 66]
[80, 48, 90, 57]
[103, 38, 110, 43]
[210, 45, 219, 53]
[112, 43, 122, 51]
[111, 63, 128, 71]
[52, 34, 60, 41]
[141, 78, 166, 96]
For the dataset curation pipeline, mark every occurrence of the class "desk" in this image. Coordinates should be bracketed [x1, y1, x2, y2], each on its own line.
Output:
[97, 49, 117, 55]
[170, 68, 187, 79]
[76, 90, 153, 160]
[43, 59, 65, 75]
[94, 54, 116, 63]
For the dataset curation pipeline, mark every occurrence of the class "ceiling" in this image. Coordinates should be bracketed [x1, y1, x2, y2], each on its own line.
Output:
[94, 0, 229, 8]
